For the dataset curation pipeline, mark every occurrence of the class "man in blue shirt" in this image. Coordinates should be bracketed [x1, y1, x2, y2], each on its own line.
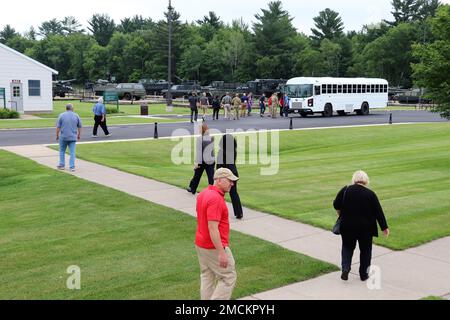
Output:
[56, 104, 82, 172]
[92, 97, 111, 138]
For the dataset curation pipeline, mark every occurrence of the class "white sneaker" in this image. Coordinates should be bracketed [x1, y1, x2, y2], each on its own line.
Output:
[70, 168, 76, 172]
[92, 135, 98, 138]
[106, 134, 112, 137]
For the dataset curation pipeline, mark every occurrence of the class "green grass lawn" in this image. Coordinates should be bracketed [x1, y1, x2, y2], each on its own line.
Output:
[0, 116, 186, 129]
[0, 101, 191, 129]
[73, 123, 450, 251]
[0, 150, 337, 300]
[39, 100, 191, 118]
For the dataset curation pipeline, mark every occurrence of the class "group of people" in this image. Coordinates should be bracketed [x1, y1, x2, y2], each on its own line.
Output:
[195, 168, 390, 300]
[188, 91, 291, 123]
[186, 123, 243, 220]
[56, 101, 391, 301]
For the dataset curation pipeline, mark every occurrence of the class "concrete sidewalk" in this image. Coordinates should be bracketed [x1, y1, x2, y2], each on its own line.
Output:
[2, 144, 450, 300]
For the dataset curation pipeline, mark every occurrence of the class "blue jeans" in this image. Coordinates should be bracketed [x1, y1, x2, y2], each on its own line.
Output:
[59, 140, 77, 169]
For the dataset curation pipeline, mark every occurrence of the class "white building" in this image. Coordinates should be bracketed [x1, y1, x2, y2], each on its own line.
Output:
[0, 42, 58, 113]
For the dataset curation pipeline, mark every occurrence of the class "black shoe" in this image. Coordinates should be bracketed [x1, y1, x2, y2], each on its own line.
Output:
[341, 271, 349, 281]
[186, 187, 195, 194]
[235, 215, 243, 220]
[360, 274, 369, 281]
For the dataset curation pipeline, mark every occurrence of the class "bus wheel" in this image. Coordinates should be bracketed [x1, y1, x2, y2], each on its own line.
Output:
[361, 103, 370, 115]
[337, 111, 346, 116]
[323, 104, 333, 117]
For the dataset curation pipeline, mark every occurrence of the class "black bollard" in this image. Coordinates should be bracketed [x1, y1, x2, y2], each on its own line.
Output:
[154, 122, 159, 139]
[389, 113, 393, 125]
[289, 117, 293, 130]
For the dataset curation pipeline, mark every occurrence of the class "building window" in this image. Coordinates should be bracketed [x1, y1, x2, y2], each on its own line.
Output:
[28, 80, 41, 97]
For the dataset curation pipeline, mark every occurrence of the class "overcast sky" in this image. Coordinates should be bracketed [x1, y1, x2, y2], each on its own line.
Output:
[1, 0, 450, 35]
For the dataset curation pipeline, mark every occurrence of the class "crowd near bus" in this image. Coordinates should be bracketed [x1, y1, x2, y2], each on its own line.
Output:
[186, 77, 389, 122]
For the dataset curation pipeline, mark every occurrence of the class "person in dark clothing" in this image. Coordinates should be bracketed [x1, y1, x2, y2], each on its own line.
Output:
[333, 171, 390, 282]
[212, 95, 221, 121]
[189, 92, 199, 123]
[187, 123, 215, 194]
[216, 134, 243, 220]
[92, 97, 111, 138]
[259, 94, 266, 117]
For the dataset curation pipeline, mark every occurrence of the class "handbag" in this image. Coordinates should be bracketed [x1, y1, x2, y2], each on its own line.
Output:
[332, 186, 348, 235]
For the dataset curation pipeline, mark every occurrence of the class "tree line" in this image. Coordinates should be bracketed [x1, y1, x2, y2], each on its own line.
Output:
[0, 0, 449, 117]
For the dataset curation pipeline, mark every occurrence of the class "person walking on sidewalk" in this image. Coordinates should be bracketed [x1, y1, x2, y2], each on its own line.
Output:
[186, 123, 216, 195]
[217, 134, 243, 220]
[240, 93, 248, 118]
[246, 92, 253, 116]
[333, 170, 390, 282]
[92, 97, 111, 138]
[56, 103, 82, 172]
[195, 168, 239, 300]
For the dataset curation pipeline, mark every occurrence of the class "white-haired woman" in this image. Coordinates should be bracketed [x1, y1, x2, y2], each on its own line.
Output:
[333, 170, 390, 281]
[92, 97, 111, 138]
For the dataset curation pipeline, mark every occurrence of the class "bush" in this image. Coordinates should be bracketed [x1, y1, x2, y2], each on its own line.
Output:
[0, 108, 20, 119]
[106, 107, 120, 114]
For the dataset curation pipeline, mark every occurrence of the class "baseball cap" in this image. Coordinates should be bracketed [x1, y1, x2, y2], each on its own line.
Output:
[214, 168, 239, 182]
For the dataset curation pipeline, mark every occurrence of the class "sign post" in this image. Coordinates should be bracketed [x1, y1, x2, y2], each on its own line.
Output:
[0, 88, 6, 109]
[104, 91, 119, 112]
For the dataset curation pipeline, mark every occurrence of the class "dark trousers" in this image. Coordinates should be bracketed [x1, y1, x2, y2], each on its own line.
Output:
[93, 115, 109, 136]
[341, 233, 373, 276]
[260, 103, 266, 115]
[191, 108, 198, 122]
[189, 163, 215, 193]
[213, 108, 220, 120]
[217, 164, 243, 218]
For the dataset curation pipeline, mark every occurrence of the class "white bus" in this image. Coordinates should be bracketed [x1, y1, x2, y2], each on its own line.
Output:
[283, 77, 389, 117]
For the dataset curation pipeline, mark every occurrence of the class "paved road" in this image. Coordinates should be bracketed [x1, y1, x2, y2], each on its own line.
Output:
[0, 110, 447, 147]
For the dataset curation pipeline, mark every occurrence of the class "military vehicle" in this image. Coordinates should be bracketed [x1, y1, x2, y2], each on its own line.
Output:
[139, 79, 169, 95]
[53, 79, 75, 98]
[85, 79, 117, 96]
[245, 79, 287, 96]
[392, 88, 432, 104]
[162, 82, 203, 99]
[109, 83, 147, 100]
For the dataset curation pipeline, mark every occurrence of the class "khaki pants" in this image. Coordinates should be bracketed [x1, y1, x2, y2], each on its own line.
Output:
[271, 105, 278, 118]
[224, 104, 232, 120]
[196, 246, 237, 300]
[201, 105, 208, 116]
[240, 104, 247, 118]
[233, 106, 240, 120]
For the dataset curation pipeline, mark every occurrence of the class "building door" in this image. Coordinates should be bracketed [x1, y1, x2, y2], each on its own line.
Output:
[10, 82, 24, 113]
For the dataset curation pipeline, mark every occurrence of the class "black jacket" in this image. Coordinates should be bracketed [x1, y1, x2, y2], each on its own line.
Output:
[333, 184, 388, 237]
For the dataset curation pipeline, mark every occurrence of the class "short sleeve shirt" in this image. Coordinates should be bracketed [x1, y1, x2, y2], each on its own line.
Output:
[195, 186, 230, 249]
[56, 111, 82, 142]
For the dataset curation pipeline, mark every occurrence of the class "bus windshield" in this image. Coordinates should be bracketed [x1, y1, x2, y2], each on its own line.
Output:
[285, 84, 314, 98]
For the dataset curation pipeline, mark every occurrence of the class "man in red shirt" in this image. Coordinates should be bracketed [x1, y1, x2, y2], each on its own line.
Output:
[195, 168, 239, 300]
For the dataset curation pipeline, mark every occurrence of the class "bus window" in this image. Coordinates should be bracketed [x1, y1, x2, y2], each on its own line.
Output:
[353, 84, 357, 93]
[371, 85, 375, 93]
[338, 85, 342, 93]
[322, 84, 327, 94]
[357, 85, 362, 93]
[384, 85, 388, 93]
[343, 84, 347, 94]
[376, 85, 380, 93]
[362, 85, 366, 93]
[327, 84, 332, 94]
[315, 86, 321, 96]
[333, 85, 337, 94]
